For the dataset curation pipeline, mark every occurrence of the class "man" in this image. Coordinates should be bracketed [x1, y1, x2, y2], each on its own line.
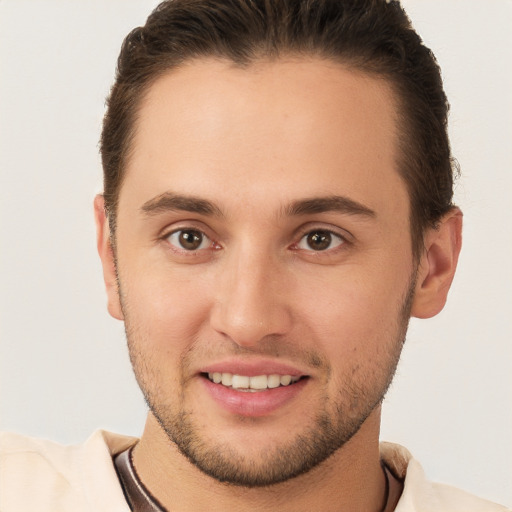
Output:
[0, 0, 509, 511]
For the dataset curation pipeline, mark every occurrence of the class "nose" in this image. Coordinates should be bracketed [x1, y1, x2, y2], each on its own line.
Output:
[209, 246, 293, 348]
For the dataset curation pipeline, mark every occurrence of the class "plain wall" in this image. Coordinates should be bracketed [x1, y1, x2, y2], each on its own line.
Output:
[1, 0, 511, 507]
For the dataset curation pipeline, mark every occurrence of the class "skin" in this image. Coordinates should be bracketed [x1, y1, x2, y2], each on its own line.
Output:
[95, 58, 462, 511]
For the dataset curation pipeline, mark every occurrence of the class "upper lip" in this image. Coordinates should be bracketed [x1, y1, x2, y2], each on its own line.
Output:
[199, 358, 308, 377]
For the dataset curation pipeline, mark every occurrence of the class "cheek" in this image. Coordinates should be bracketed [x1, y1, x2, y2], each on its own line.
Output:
[119, 266, 213, 351]
[298, 265, 410, 356]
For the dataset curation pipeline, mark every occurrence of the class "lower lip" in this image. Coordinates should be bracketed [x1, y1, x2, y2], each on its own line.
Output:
[201, 376, 308, 417]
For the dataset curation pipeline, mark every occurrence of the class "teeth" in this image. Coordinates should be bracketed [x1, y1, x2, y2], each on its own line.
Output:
[231, 375, 250, 389]
[249, 375, 268, 390]
[221, 373, 232, 386]
[207, 372, 301, 390]
[267, 374, 281, 388]
[280, 375, 292, 386]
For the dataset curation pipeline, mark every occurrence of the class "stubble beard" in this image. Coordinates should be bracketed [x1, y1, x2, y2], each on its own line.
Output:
[122, 276, 416, 488]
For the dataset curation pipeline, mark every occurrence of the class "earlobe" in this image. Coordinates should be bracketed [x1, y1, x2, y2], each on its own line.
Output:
[94, 195, 124, 321]
[411, 208, 463, 319]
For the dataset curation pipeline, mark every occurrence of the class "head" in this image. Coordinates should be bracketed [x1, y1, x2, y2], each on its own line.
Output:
[101, 0, 457, 260]
[96, 0, 462, 488]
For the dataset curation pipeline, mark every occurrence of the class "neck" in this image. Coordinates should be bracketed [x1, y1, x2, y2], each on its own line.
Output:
[132, 407, 388, 512]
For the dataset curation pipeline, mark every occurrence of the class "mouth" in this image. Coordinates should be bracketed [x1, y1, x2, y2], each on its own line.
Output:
[199, 361, 310, 416]
[202, 372, 305, 391]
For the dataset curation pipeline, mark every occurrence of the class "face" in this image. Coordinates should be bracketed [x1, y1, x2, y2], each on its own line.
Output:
[109, 58, 417, 486]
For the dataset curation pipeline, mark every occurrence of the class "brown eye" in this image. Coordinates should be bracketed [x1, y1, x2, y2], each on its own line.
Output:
[307, 231, 331, 251]
[297, 230, 344, 252]
[167, 229, 209, 251]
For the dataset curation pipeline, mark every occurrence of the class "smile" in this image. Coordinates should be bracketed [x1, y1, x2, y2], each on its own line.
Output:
[206, 372, 302, 391]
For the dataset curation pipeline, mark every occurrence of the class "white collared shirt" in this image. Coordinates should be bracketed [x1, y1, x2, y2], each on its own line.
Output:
[1, 430, 509, 511]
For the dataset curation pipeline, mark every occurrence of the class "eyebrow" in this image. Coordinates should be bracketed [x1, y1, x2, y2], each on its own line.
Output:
[285, 196, 376, 218]
[140, 192, 375, 220]
[141, 192, 223, 217]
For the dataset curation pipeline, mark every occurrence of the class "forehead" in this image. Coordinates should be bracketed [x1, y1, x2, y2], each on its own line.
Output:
[121, 57, 407, 220]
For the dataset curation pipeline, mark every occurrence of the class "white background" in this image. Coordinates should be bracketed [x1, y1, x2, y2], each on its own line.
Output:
[1, 0, 511, 507]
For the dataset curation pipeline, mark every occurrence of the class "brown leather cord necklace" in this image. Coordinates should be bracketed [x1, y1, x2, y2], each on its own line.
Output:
[114, 446, 392, 512]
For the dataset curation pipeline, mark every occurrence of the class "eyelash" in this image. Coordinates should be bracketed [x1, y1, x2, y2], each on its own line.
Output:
[164, 228, 219, 255]
[161, 226, 351, 256]
[293, 228, 347, 253]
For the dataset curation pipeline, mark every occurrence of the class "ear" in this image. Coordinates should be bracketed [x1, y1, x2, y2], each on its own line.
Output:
[411, 208, 463, 319]
[94, 195, 124, 321]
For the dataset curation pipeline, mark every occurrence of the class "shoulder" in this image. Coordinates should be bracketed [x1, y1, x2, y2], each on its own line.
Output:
[380, 442, 510, 512]
[0, 430, 137, 512]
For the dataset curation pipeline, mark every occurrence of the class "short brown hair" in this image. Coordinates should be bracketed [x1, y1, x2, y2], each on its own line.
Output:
[101, 0, 457, 257]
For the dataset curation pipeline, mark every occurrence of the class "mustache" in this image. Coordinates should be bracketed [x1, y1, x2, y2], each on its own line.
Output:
[179, 334, 331, 374]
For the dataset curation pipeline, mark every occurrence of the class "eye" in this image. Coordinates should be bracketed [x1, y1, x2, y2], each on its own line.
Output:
[166, 229, 212, 251]
[296, 229, 345, 252]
